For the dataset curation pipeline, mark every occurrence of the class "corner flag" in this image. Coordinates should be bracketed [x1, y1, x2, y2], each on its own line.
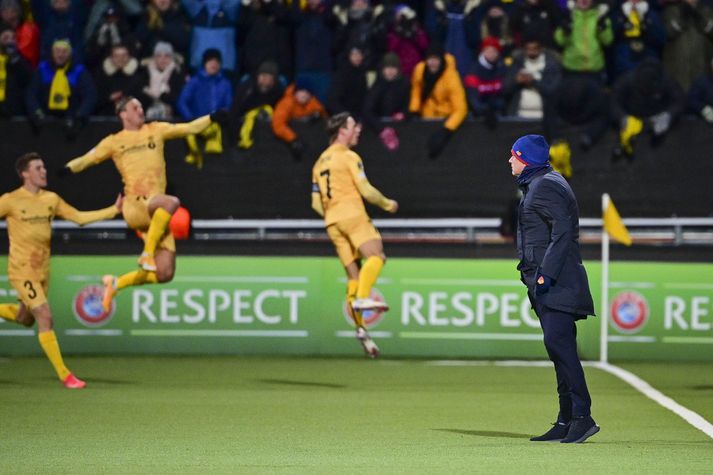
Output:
[603, 198, 632, 246]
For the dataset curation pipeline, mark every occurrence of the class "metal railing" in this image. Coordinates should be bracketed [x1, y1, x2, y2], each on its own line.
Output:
[2, 217, 712, 246]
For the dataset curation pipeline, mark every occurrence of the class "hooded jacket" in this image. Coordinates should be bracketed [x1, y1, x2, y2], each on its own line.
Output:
[409, 53, 467, 130]
[271, 84, 327, 143]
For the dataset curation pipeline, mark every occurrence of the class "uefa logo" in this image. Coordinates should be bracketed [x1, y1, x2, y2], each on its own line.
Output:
[342, 287, 387, 329]
[610, 291, 649, 333]
[73, 285, 115, 327]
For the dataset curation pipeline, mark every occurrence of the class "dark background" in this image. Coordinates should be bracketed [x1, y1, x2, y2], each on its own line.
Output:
[1, 118, 711, 219]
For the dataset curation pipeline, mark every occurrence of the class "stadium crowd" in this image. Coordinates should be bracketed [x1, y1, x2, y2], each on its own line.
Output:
[1, 0, 713, 164]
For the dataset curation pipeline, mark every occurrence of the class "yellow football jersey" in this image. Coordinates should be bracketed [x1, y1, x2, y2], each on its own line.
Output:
[312, 143, 369, 225]
[0, 187, 117, 280]
[65, 117, 211, 197]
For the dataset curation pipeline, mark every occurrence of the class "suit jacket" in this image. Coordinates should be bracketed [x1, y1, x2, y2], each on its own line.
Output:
[516, 167, 595, 316]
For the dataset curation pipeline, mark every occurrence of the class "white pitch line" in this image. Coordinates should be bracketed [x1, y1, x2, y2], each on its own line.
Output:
[594, 362, 713, 440]
[423, 359, 713, 440]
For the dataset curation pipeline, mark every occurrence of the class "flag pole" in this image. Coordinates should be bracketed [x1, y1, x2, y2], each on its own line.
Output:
[600, 193, 610, 364]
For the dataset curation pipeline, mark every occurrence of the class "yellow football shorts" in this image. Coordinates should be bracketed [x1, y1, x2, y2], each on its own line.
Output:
[10, 277, 48, 310]
[123, 195, 176, 252]
[326, 215, 381, 266]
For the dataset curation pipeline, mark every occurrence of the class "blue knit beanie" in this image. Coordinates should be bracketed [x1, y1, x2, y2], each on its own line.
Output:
[511, 135, 550, 166]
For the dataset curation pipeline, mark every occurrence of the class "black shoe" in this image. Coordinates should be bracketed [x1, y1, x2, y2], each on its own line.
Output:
[560, 416, 600, 443]
[530, 421, 570, 442]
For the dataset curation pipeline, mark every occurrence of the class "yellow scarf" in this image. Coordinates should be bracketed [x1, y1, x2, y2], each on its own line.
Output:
[0, 54, 7, 103]
[49, 63, 70, 110]
[625, 10, 641, 38]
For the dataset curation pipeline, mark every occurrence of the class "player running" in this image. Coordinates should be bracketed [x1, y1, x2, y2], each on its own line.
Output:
[61, 97, 225, 311]
[311, 112, 398, 357]
[0, 153, 122, 388]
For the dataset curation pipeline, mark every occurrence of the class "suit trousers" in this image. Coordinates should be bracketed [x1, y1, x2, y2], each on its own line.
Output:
[533, 296, 592, 419]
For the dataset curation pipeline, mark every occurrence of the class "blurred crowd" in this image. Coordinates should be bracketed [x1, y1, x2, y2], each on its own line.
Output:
[1, 0, 713, 165]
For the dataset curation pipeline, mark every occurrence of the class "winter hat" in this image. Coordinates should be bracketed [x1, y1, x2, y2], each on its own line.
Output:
[295, 76, 314, 94]
[202, 48, 222, 66]
[52, 38, 72, 53]
[257, 60, 279, 76]
[153, 41, 174, 56]
[512, 135, 550, 166]
[480, 36, 503, 53]
[394, 4, 416, 20]
[381, 52, 401, 69]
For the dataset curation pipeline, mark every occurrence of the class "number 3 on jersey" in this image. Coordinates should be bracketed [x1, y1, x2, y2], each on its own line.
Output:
[319, 169, 332, 199]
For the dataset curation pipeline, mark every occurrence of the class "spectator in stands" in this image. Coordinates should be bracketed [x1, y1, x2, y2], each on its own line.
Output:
[662, 0, 713, 91]
[34, 0, 86, 63]
[327, 43, 368, 118]
[182, 0, 240, 74]
[0, 26, 32, 116]
[611, 0, 666, 78]
[85, 4, 135, 67]
[688, 58, 713, 125]
[431, 0, 480, 78]
[386, 4, 428, 78]
[238, 0, 292, 79]
[84, 0, 142, 50]
[25, 39, 96, 140]
[272, 77, 327, 160]
[94, 43, 140, 115]
[551, 75, 609, 150]
[409, 43, 467, 158]
[476, 0, 514, 57]
[0, 0, 39, 66]
[554, 0, 613, 82]
[177, 48, 232, 166]
[291, 0, 336, 103]
[611, 58, 684, 161]
[363, 52, 410, 151]
[331, 0, 388, 70]
[503, 33, 561, 121]
[231, 59, 284, 149]
[464, 36, 506, 129]
[510, 0, 561, 49]
[136, 41, 186, 120]
[135, 0, 191, 60]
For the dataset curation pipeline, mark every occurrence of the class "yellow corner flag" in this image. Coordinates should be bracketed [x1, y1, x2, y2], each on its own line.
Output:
[604, 198, 632, 246]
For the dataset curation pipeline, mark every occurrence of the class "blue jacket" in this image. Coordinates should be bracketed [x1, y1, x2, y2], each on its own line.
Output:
[182, 0, 240, 72]
[25, 61, 97, 118]
[177, 70, 233, 120]
[516, 168, 595, 316]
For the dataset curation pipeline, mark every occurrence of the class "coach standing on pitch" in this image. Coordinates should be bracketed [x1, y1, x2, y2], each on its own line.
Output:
[509, 135, 599, 444]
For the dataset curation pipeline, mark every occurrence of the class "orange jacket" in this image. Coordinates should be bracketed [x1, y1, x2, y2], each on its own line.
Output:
[271, 85, 327, 142]
[409, 54, 467, 131]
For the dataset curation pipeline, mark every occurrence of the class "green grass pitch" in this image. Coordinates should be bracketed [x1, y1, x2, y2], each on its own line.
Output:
[1, 357, 712, 473]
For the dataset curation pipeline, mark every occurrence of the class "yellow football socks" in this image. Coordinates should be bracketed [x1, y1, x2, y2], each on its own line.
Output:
[38, 330, 70, 381]
[143, 208, 172, 256]
[117, 270, 158, 290]
[203, 123, 223, 154]
[357, 256, 384, 299]
[620, 116, 643, 155]
[346, 279, 364, 327]
[0, 303, 18, 322]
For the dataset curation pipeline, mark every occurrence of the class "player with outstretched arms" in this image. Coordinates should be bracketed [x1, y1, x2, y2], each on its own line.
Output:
[311, 112, 398, 357]
[60, 96, 227, 311]
[0, 153, 122, 388]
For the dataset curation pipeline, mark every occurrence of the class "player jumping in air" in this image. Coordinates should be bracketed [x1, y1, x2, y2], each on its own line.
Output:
[61, 96, 226, 311]
[311, 113, 398, 357]
[0, 153, 122, 388]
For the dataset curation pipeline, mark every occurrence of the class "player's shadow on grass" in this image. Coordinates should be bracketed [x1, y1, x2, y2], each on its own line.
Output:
[435, 429, 531, 439]
[257, 378, 347, 389]
[691, 385, 713, 391]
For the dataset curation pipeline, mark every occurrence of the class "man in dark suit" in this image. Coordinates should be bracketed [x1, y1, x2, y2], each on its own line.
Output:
[509, 134, 599, 444]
